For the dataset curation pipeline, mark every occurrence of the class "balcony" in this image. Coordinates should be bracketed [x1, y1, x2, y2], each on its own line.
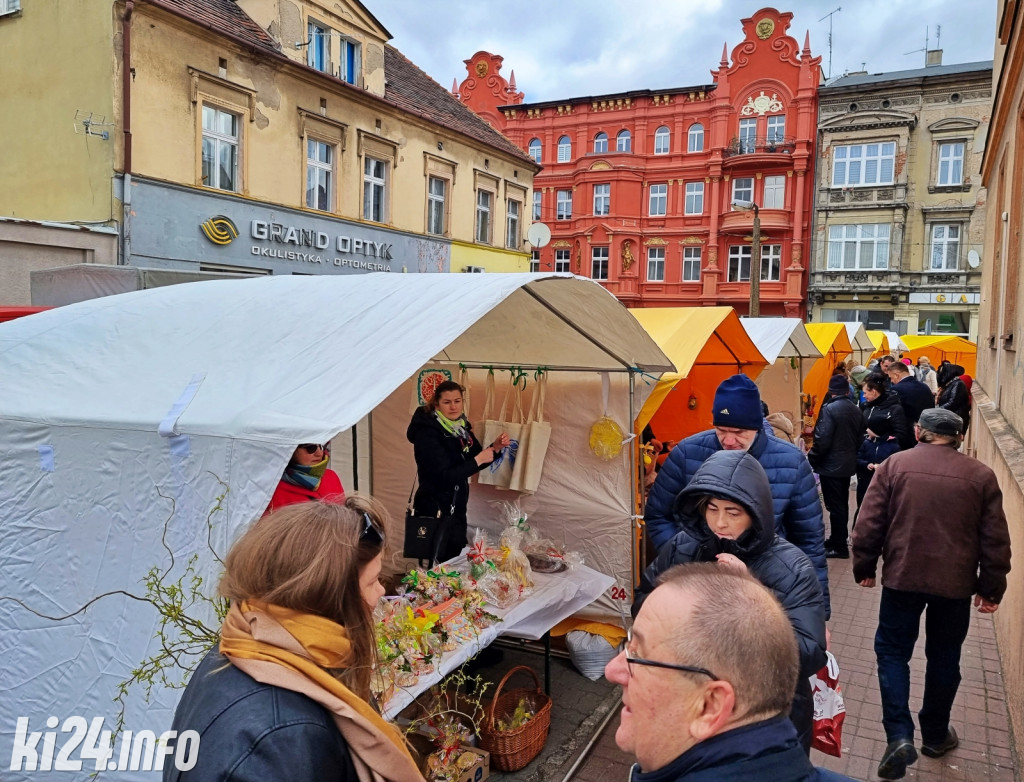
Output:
[721, 136, 795, 169]
[719, 208, 792, 235]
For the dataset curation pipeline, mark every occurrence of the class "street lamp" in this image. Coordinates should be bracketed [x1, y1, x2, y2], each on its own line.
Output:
[731, 200, 761, 317]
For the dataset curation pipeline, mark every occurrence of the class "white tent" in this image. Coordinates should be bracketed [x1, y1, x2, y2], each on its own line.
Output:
[741, 318, 822, 433]
[881, 330, 909, 355]
[840, 322, 876, 366]
[0, 273, 671, 781]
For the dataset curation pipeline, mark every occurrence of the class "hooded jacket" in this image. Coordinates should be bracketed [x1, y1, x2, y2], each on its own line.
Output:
[857, 390, 907, 469]
[406, 407, 485, 526]
[889, 375, 935, 446]
[937, 363, 971, 429]
[635, 451, 827, 750]
[645, 429, 830, 618]
[807, 394, 865, 477]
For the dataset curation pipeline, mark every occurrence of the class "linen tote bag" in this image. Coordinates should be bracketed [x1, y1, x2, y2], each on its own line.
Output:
[508, 371, 551, 493]
[477, 372, 525, 489]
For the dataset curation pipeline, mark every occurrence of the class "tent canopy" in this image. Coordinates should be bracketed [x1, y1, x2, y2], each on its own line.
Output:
[742, 318, 822, 426]
[630, 307, 767, 438]
[741, 318, 822, 363]
[901, 335, 977, 376]
[803, 323, 854, 417]
[840, 322, 875, 366]
[866, 330, 889, 359]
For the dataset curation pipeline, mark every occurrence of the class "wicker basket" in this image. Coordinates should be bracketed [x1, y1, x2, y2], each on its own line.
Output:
[477, 665, 552, 771]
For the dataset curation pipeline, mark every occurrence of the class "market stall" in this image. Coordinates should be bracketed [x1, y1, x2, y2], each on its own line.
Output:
[866, 330, 890, 360]
[630, 307, 768, 444]
[803, 323, 854, 419]
[901, 334, 977, 376]
[741, 318, 822, 433]
[0, 273, 672, 780]
[883, 330, 909, 356]
[841, 321, 876, 366]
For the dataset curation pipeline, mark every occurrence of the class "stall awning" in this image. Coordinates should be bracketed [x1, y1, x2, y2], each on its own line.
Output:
[866, 330, 889, 359]
[901, 335, 977, 376]
[741, 318, 822, 363]
[840, 322, 875, 366]
[803, 323, 854, 417]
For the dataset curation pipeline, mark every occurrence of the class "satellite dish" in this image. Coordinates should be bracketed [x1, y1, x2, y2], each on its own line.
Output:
[526, 222, 551, 248]
[967, 250, 981, 268]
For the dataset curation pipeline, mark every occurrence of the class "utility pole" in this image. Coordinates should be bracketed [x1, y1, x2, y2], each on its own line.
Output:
[749, 205, 761, 317]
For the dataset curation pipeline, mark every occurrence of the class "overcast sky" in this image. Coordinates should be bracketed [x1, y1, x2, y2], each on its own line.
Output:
[377, 1, 997, 103]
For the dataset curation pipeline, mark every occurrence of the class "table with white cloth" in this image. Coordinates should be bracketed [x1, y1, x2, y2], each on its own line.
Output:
[381, 561, 615, 720]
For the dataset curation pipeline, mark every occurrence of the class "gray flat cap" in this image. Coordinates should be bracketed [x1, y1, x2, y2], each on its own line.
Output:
[918, 408, 963, 436]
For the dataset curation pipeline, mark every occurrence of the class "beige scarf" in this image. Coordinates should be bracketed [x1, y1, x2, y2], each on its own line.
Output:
[219, 600, 424, 782]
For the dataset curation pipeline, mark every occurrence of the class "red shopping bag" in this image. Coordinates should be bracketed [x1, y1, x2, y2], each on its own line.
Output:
[810, 651, 845, 757]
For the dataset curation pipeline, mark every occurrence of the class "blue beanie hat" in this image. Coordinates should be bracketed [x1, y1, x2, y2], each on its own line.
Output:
[712, 375, 763, 430]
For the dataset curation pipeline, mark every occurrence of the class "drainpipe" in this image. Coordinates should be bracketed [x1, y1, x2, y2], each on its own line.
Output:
[121, 0, 134, 265]
[994, 210, 1009, 407]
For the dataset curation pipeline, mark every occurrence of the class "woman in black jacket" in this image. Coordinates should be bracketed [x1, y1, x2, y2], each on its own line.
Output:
[937, 362, 971, 434]
[634, 450, 827, 754]
[856, 373, 908, 511]
[406, 380, 509, 562]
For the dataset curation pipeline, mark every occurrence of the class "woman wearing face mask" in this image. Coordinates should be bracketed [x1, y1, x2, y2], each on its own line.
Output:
[406, 380, 509, 562]
[165, 496, 425, 782]
[633, 450, 827, 754]
[266, 442, 345, 514]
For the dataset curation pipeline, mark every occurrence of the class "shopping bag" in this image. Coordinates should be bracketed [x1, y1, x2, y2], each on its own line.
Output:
[809, 651, 846, 757]
[403, 483, 458, 566]
[477, 372, 524, 489]
[508, 371, 551, 493]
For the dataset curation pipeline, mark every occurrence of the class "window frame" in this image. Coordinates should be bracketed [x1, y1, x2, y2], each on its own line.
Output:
[362, 155, 388, 223]
[556, 189, 573, 220]
[654, 126, 670, 155]
[594, 132, 609, 154]
[760, 244, 782, 281]
[594, 183, 610, 216]
[687, 123, 705, 153]
[648, 183, 667, 217]
[591, 246, 610, 280]
[684, 181, 704, 215]
[554, 249, 571, 273]
[305, 136, 335, 212]
[506, 198, 522, 249]
[826, 223, 892, 270]
[532, 190, 542, 221]
[937, 141, 965, 186]
[738, 118, 757, 153]
[682, 246, 702, 281]
[307, 20, 331, 73]
[929, 223, 961, 270]
[832, 142, 897, 187]
[201, 103, 241, 192]
[530, 249, 541, 273]
[728, 245, 751, 282]
[766, 115, 786, 144]
[337, 36, 360, 85]
[528, 138, 542, 163]
[763, 175, 785, 209]
[731, 177, 754, 205]
[475, 187, 494, 244]
[557, 135, 572, 163]
[616, 130, 632, 153]
[426, 174, 448, 236]
[647, 247, 665, 282]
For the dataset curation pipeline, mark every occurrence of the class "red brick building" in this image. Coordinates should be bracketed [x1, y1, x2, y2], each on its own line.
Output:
[457, 8, 820, 316]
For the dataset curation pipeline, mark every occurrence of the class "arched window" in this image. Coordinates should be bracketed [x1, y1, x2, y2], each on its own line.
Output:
[528, 138, 542, 163]
[654, 126, 670, 155]
[616, 130, 631, 152]
[557, 135, 572, 163]
[594, 132, 608, 154]
[687, 123, 705, 153]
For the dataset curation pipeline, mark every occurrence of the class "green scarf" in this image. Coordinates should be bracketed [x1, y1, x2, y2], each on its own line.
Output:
[282, 454, 330, 491]
[434, 411, 473, 452]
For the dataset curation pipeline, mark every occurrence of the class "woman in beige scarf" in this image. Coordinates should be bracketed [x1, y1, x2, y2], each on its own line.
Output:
[165, 497, 424, 782]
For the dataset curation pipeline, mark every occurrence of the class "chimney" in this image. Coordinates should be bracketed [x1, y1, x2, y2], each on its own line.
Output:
[926, 49, 943, 67]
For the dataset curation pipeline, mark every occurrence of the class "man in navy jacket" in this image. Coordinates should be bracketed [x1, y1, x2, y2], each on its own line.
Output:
[887, 361, 935, 449]
[645, 375, 830, 618]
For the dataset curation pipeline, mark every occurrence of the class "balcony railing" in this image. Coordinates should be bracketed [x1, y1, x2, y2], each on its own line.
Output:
[722, 136, 796, 157]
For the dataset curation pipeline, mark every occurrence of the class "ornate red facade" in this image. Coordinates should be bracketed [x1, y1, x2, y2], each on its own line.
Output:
[456, 8, 820, 316]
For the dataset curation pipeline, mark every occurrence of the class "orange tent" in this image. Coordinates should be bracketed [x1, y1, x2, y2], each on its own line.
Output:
[901, 335, 977, 376]
[803, 323, 854, 419]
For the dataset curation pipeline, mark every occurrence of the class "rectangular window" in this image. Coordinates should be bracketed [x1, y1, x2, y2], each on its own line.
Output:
[832, 142, 896, 186]
[532, 190, 542, 221]
[728, 246, 751, 282]
[338, 38, 359, 85]
[555, 249, 571, 273]
[738, 118, 757, 153]
[201, 105, 239, 191]
[426, 175, 447, 236]
[732, 177, 753, 204]
[685, 182, 704, 215]
[475, 189, 492, 244]
[763, 175, 785, 209]
[918, 310, 969, 336]
[530, 249, 541, 273]
[594, 183, 610, 216]
[649, 184, 667, 216]
[930, 224, 960, 270]
[305, 138, 333, 211]
[760, 244, 782, 281]
[591, 247, 609, 280]
[506, 199, 521, 249]
[647, 247, 665, 281]
[683, 247, 701, 281]
[826, 224, 891, 269]
[937, 142, 965, 186]
[362, 156, 387, 222]
[556, 189, 572, 220]
[0, 0, 21, 15]
[766, 115, 786, 144]
[307, 21, 330, 73]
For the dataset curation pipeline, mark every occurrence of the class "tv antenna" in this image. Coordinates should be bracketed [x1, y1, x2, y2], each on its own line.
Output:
[904, 25, 938, 65]
[819, 6, 841, 81]
[72, 110, 113, 141]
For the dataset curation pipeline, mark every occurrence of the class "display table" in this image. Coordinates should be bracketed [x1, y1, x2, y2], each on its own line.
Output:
[381, 562, 615, 720]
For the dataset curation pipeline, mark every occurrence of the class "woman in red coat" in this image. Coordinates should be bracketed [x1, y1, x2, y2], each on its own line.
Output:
[266, 443, 345, 513]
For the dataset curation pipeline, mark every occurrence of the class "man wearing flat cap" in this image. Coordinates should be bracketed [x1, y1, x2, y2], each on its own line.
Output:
[852, 408, 1012, 780]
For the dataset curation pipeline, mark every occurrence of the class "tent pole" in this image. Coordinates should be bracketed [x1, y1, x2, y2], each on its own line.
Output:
[629, 371, 638, 595]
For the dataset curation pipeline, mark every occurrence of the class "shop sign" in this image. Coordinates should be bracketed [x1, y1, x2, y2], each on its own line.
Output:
[908, 292, 980, 305]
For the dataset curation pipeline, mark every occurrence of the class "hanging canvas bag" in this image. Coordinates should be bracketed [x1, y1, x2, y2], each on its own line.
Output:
[477, 372, 525, 489]
[509, 371, 551, 493]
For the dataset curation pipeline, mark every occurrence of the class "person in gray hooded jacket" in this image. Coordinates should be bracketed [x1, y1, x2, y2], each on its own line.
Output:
[634, 450, 827, 753]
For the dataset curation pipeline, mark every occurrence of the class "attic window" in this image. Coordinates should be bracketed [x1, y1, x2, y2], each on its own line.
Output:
[881, 99, 891, 109]
[950, 93, 962, 103]
[849, 102, 859, 112]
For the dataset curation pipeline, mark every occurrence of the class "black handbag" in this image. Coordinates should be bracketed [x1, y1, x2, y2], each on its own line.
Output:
[403, 483, 459, 567]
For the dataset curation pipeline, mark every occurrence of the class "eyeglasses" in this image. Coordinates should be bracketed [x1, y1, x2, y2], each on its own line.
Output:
[623, 628, 719, 680]
[360, 512, 384, 546]
[298, 443, 327, 455]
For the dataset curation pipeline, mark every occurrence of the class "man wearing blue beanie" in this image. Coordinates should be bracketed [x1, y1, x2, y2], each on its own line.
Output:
[645, 374, 831, 630]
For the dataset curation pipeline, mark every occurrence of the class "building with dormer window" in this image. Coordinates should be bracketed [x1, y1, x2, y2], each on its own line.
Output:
[456, 8, 821, 316]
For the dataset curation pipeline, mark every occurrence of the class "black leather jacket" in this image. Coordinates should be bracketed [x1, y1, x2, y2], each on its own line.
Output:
[808, 395, 865, 477]
[164, 647, 358, 782]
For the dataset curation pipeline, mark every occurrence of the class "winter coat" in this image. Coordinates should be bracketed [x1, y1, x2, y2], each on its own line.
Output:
[917, 364, 939, 394]
[852, 443, 1012, 602]
[165, 647, 358, 782]
[937, 363, 971, 431]
[645, 429, 830, 618]
[267, 469, 345, 513]
[767, 411, 797, 443]
[890, 376, 935, 445]
[628, 717, 855, 782]
[807, 395, 865, 478]
[406, 407, 486, 560]
[857, 391, 907, 469]
[635, 451, 827, 750]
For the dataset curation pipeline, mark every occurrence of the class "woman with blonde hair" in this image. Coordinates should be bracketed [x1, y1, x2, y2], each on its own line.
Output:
[165, 496, 424, 782]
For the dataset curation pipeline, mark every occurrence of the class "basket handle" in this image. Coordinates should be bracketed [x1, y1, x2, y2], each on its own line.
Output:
[486, 665, 542, 729]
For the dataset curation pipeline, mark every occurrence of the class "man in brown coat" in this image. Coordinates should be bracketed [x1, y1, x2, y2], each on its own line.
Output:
[852, 408, 1012, 780]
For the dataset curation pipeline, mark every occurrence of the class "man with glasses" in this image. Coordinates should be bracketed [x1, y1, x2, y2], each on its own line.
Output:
[606, 564, 852, 781]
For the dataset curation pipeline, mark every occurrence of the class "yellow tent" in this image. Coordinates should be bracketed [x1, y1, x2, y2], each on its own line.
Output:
[631, 307, 768, 443]
[866, 330, 889, 360]
[901, 335, 977, 376]
[803, 323, 854, 419]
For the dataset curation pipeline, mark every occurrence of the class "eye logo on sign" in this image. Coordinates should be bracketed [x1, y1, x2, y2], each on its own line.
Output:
[200, 215, 239, 245]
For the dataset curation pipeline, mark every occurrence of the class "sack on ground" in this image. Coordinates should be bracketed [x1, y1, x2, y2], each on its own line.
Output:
[810, 650, 846, 757]
[566, 630, 619, 681]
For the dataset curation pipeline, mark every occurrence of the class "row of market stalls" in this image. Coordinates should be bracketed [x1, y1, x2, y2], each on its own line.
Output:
[0, 274, 977, 779]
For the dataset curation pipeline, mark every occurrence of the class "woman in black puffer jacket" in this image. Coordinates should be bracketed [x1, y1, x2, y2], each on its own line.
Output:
[856, 372, 908, 511]
[937, 362, 971, 434]
[634, 450, 827, 754]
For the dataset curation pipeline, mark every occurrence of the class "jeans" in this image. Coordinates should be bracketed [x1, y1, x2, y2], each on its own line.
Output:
[874, 587, 972, 744]
[820, 475, 851, 549]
